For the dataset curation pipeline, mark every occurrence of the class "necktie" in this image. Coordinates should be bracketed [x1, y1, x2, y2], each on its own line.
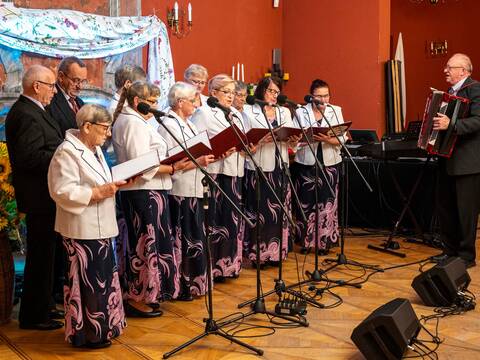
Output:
[69, 97, 79, 114]
[448, 87, 455, 95]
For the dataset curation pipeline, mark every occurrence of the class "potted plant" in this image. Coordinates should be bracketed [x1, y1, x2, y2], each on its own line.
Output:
[0, 141, 24, 324]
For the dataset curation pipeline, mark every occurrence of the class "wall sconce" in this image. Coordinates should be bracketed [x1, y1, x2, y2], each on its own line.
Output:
[429, 40, 448, 56]
[167, 2, 192, 39]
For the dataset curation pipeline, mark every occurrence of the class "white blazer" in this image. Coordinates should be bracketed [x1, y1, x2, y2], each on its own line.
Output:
[242, 104, 294, 172]
[48, 129, 118, 240]
[294, 103, 345, 167]
[158, 110, 205, 198]
[112, 106, 172, 191]
[190, 104, 245, 177]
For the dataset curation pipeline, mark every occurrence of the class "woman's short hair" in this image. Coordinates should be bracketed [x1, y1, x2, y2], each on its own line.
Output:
[148, 83, 161, 98]
[76, 104, 112, 128]
[184, 64, 208, 80]
[114, 64, 146, 90]
[208, 74, 234, 94]
[168, 82, 197, 107]
[254, 76, 282, 100]
[310, 79, 329, 94]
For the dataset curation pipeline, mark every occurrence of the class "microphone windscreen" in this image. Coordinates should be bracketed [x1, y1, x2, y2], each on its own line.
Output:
[246, 95, 256, 106]
[304, 95, 314, 104]
[137, 102, 151, 115]
[206, 96, 219, 108]
[277, 94, 288, 105]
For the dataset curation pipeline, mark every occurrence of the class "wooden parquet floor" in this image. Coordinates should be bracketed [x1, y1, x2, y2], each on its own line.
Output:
[1, 233, 479, 360]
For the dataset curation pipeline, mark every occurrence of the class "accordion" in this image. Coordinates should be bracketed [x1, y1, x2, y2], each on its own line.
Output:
[417, 89, 470, 158]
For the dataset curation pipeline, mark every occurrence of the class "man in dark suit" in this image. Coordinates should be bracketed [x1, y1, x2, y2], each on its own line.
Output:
[5, 65, 64, 330]
[433, 53, 480, 269]
[46, 56, 87, 137]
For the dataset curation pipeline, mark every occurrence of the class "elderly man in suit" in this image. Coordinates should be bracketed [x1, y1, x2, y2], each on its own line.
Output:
[432, 53, 480, 269]
[47, 56, 88, 137]
[5, 65, 64, 330]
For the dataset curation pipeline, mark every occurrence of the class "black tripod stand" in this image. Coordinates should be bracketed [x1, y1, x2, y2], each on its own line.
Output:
[368, 155, 433, 258]
[163, 178, 263, 358]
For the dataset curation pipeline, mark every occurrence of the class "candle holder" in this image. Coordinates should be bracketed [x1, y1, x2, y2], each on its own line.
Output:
[166, 5, 192, 39]
[428, 40, 448, 57]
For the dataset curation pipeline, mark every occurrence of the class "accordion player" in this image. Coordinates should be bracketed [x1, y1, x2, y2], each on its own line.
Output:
[418, 89, 470, 157]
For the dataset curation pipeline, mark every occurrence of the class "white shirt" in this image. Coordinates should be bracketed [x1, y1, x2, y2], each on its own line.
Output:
[48, 129, 118, 239]
[158, 110, 205, 198]
[190, 104, 245, 177]
[294, 103, 345, 167]
[242, 104, 294, 172]
[112, 106, 172, 191]
[451, 77, 468, 95]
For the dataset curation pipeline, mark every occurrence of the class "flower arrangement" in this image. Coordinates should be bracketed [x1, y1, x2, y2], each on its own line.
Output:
[0, 141, 24, 252]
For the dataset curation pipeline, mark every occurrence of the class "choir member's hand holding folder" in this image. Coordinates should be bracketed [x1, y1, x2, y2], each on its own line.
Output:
[301, 121, 352, 142]
[207, 124, 245, 159]
[111, 148, 162, 182]
[273, 127, 303, 142]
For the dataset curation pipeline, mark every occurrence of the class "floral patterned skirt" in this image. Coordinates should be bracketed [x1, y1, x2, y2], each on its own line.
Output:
[63, 237, 126, 346]
[290, 162, 339, 250]
[169, 195, 208, 297]
[208, 174, 243, 279]
[121, 190, 179, 303]
[243, 163, 290, 264]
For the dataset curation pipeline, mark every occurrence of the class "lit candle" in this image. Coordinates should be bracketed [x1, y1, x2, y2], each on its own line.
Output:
[188, 3, 192, 22]
[232, 65, 235, 80]
[174, 2, 179, 21]
[237, 62, 240, 81]
[241, 63, 244, 82]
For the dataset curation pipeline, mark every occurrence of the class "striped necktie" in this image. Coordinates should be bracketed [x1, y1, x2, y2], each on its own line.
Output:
[69, 97, 80, 114]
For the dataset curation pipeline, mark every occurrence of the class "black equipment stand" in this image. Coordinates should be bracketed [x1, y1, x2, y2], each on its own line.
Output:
[150, 112, 262, 358]
[367, 155, 432, 258]
[163, 178, 263, 358]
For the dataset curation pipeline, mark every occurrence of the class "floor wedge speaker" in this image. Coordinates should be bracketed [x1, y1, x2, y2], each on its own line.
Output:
[412, 256, 470, 307]
[351, 298, 420, 360]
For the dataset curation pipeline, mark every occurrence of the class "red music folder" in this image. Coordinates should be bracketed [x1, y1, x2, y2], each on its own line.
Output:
[236, 127, 271, 150]
[209, 124, 244, 158]
[274, 126, 303, 141]
[161, 131, 212, 165]
[301, 121, 352, 142]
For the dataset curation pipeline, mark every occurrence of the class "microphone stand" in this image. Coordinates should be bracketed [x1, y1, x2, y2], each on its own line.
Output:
[222, 108, 308, 326]
[237, 103, 315, 315]
[156, 113, 263, 359]
[311, 103, 381, 277]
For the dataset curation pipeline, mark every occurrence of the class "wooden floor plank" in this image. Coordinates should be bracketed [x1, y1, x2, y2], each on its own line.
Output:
[0, 233, 479, 359]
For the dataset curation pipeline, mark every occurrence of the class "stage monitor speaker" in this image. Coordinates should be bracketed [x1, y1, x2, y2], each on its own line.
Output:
[351, 298, 420, 360]
[411, 256, 470, 307]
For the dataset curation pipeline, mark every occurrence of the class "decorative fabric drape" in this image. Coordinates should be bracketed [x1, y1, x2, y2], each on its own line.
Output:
[0, 3, 174, 108]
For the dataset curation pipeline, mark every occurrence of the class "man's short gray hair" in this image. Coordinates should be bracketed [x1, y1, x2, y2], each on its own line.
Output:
[76, 104, 112, 128]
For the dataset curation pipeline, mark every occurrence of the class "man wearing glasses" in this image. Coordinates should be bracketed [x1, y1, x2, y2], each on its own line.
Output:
[47, 56, 88, 137]
[5, 65, 63, 330]
[432, 53, 480, 269]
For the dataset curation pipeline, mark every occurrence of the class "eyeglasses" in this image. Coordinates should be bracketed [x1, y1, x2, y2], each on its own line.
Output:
[235, 92, 247, 99]
[312, 94, 330, 99]
[144, 98, 159, 105]
[88, 122, 111, 133]
[216, 89, 235, 96]
[266, 88, 280, 96]
[444, 65, 464, 71]
[35, 80, 56, 90]
[61, 72, 89, 86]
[190, 79, 207, 86]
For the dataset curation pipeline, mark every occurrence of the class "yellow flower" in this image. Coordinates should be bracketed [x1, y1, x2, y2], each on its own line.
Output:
[0, 156, 11, 183]
[0, 182, 14, 200]
[0, 142, 8, 158]
[0, 217, 8, 231]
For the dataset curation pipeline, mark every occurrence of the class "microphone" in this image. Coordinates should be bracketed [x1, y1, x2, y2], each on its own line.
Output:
[207, 96, 232, 115]
[277, 94, 302, 108]
[246, 95, 275, 107]
[304, 95, 325, 106]
[137, 102, 173, 118]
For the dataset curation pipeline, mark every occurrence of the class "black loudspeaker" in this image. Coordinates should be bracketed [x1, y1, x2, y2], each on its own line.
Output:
[411, 256, 470, 307]
[351, 298, 420, 360]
